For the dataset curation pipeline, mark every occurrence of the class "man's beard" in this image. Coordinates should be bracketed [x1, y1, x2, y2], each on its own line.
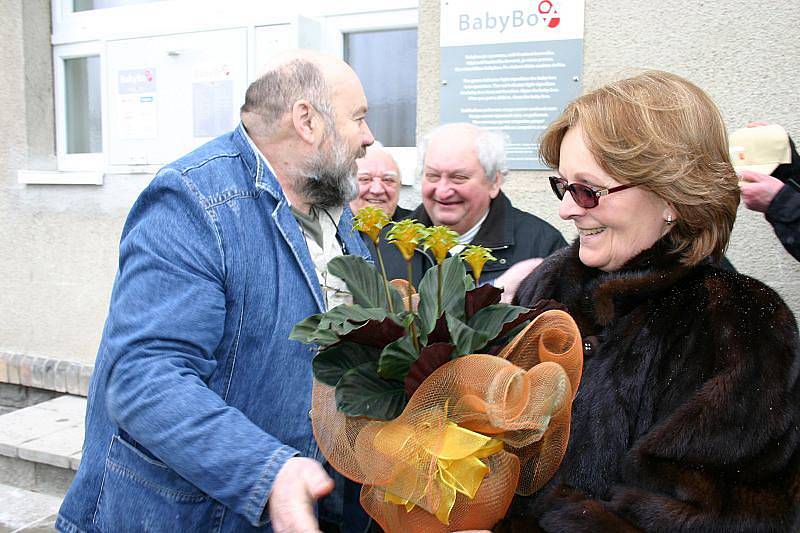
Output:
[297, 132, 364, 209]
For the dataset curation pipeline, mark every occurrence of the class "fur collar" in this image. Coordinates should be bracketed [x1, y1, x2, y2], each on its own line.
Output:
[563, 238, 699, 326]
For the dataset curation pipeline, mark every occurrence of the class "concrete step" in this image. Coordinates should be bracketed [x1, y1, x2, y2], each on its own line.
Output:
[0, 395, 85, 497]
[0, 483, 60, 532]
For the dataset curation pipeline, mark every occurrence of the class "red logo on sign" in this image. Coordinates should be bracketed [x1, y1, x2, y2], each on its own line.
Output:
[538, 0, 560, 28]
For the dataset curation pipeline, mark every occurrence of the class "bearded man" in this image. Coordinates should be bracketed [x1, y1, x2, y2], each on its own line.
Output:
[57, 50, 374, 533]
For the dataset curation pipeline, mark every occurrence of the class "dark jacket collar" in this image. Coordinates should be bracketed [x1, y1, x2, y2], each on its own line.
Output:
[407, 191, 514, 248]
[392, 205, 412, 222]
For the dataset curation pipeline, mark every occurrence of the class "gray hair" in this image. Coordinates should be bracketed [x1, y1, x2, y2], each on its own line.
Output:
[364, 140, 399, 166]
[240, 58, 334, 137]
[417, 123, 510, 183]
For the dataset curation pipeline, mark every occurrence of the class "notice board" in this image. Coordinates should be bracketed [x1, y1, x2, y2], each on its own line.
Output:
[440, 0, 584, 169]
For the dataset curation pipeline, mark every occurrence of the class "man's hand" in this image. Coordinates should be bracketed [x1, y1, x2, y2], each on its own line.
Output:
[268, 457, 334, 533]
[495, 258, 544, 303]
[739, 169, 784, 213]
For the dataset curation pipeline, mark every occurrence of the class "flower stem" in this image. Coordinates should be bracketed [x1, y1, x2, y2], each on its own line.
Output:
[406, 261, 419, 351]
[376, 246, 394, 314]
[437, 262, 443, 317]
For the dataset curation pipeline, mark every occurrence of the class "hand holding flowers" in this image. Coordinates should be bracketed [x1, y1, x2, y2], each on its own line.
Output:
[290, 207, 584, 532]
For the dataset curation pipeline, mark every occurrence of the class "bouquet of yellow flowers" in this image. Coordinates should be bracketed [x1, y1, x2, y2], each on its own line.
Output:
[291, 207, 583, 532]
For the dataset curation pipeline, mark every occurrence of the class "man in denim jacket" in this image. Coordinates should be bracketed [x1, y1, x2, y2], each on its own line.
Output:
[57, 50, 375, 532]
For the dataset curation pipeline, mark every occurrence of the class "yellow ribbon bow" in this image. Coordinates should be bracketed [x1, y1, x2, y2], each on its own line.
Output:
[377, 421, 504, 525]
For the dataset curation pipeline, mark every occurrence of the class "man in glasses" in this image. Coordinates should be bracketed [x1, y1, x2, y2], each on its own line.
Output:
[58, 50, 374, 533]
[350, 141, 410, 221]
[379, 122, 566, 299]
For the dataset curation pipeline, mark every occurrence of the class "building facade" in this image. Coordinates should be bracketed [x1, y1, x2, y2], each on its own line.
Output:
[1, 0, 798, 383]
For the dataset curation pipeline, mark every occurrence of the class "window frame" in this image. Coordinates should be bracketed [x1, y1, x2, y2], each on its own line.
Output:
[53, 41, 107, 172]
[47, 0, 420, 182]
[323, 4, 419, 184]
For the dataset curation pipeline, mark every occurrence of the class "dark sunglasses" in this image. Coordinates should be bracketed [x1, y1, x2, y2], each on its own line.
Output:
[548, 176, 636, 209]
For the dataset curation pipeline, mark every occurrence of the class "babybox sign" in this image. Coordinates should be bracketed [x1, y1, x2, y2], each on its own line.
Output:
[441, 0, 583, 47]
[440, 0, 584, 169]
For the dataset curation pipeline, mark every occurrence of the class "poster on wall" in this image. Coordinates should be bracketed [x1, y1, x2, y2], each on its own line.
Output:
[440, 0, 584, 169]
[117, 68, 158, 140]
[192, 64, 235, 139]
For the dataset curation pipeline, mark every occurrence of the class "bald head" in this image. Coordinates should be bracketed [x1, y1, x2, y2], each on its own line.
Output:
[419, 122, 509, 184]
[241, 49, 358, 139]
[351, 142, 402, 216]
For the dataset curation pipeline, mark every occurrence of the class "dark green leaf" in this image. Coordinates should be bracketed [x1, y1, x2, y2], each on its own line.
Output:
[446, 313, 492, 356]
[417, 256, 469, 334]
[335, 362, 407, 420]
[317, 305, 389, 329]
[400, 313, 416, 328]
[377, 335, 418, 381]
[290, 313, 326, 344]
[290, 305, 397, 347]
[484, 321, 529, 354]
[313, 342, 380, 386]
[327, 255, 404, 311]
[468, 304, 538, 343]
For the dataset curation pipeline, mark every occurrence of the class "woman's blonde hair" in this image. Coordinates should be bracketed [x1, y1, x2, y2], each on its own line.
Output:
[540, 70, 739, 266]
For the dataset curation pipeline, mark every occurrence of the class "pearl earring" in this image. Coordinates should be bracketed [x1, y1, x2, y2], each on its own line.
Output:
[665, 214, 674, 225]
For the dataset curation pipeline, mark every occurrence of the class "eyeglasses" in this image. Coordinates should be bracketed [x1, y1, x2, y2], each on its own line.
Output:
[548, 175, 636, 209]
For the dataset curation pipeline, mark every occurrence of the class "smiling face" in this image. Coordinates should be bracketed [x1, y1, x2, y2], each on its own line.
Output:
[421, 127, 501, 235]
[558, 125, 673, 272]
[351, 149, 401, 216]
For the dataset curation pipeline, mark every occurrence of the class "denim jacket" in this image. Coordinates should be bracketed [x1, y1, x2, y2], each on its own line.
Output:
[57, 124, 371, 532]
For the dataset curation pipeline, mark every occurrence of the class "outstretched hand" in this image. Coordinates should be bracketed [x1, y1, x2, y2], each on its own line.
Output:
[495, 258, 544, 304]
[739, 169, 784, 213]
[269, 457, 334, 533]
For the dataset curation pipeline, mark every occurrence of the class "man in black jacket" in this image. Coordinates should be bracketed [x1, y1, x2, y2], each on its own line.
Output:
[377, 123, 566, 299]
[734, 123, 800, 261]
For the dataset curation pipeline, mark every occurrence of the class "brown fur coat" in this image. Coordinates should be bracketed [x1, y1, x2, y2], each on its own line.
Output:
[499, 240, 800, 532]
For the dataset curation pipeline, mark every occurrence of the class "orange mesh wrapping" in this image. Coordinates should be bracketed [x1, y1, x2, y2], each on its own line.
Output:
[312, 310, 583, 532]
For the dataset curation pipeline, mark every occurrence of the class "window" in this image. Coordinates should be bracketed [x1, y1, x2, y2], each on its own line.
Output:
[42, 0, 420, 183]
[64, 56, 102, 154]
[53, 42, 106, 173]
[345, 28, 417, 148]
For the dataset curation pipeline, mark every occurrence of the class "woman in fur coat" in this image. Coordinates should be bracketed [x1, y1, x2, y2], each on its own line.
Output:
[496, 71, 800, 532]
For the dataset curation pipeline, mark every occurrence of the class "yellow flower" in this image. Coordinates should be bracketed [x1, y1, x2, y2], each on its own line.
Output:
[386, 219, 427, 262]
[423, 226, 460, 265]
[353, 206, 391, 244]
[461, 245, 497, 282]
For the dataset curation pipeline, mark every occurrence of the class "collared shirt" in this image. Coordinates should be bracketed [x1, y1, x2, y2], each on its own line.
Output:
[244, 128, 352, 310]
[450, 210, 490, 256]
[297, 205, 353, 309]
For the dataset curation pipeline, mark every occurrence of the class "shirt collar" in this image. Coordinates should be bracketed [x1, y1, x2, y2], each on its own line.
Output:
[458, 210, 490, 244]
[242, 126, 280, 186]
